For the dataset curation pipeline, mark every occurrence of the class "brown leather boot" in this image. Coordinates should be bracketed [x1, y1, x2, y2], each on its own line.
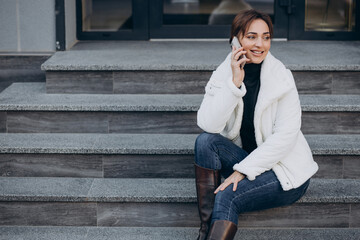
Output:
[195, 164, 221, 240]
[206, 220, 237, 240]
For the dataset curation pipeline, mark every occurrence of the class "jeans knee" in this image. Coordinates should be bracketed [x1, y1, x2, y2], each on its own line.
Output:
[214, 187, 235, 209]
[195, 132, 220, 151]
[194, 132, 222, 168]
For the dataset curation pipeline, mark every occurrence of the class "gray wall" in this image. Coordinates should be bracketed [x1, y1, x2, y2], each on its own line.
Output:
[65, 0, 77, 50]
[0, 0, 56, 52]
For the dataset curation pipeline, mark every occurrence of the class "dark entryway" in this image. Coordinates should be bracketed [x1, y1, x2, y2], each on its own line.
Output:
[75, 0, 360, 40]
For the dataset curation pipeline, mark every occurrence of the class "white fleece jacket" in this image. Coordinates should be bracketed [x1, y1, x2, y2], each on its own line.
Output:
[197, 51, 318, 191]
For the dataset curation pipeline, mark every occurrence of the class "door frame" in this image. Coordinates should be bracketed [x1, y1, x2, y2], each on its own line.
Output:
[73, 0, 290, 40]
[288, 0, 360, 40]
[55, 0, 66, 50]
[73, 0, 359, 41]
[76, 0, 149, 40]
[149, 0, 289, 39]
[149, 0, 232, 39]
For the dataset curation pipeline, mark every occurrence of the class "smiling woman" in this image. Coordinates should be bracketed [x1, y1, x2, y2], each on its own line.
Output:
[194, 9, 319, 240]
[237, 20, 271, 63]
[230, 10, 273, 64]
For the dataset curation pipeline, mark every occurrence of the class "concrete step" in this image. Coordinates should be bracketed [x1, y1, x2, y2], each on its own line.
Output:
[1, 226, 360, 240]
[0, 177, 359, 228]
[0, 55, 49, 92]
[0, 133, 359, 179]
[44, 69, 360, 95]
[0, 83, 359, 134]
[41, 41, 360, 94]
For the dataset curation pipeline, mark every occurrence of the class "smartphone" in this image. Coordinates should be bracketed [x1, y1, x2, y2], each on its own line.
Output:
[231, 36, 246, 69]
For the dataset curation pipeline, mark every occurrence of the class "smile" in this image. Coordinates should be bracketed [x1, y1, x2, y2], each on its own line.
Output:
[250, 50, 264, 55]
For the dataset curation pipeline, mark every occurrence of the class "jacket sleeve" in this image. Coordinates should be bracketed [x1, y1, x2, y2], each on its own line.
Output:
[233, 70, 302, 180]
[197, 54, 247, 133]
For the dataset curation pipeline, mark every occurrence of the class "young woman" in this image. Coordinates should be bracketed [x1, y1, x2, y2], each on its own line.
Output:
[195, 10, 318, 240]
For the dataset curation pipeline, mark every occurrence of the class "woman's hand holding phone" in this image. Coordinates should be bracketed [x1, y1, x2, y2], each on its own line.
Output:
[231, 46, 248, 88]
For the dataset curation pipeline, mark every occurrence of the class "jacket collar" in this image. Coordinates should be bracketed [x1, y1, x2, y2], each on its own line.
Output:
[258, 51, 294, 104]
[253, 51, 295, 145]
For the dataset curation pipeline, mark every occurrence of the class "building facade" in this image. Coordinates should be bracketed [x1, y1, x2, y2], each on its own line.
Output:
[0, 0, 359, 52]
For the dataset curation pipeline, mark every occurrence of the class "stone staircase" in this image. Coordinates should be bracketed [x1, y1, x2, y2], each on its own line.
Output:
[0, 41, 359, 239]
[0, 55, 49, 93]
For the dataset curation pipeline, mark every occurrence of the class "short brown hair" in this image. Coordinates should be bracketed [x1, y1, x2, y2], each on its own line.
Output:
[229, 9, 273, 44]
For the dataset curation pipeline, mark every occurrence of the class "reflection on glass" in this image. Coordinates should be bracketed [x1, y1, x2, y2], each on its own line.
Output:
[163, 0, 274, 25]
[305, 0, 355, 31]
[82, 0, 133, 31]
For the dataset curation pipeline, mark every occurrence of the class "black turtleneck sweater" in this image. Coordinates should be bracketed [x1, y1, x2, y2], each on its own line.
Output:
[240, 63, 262, 153]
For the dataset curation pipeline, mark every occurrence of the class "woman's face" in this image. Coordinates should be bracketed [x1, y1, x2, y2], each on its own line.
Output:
[239, 19, 271, 64]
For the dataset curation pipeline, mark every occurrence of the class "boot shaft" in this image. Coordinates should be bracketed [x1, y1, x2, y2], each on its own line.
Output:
[207, 220, 237, 240]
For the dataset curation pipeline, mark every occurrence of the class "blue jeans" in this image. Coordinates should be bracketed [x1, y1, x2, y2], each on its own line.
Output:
[194, 132, 310, 225]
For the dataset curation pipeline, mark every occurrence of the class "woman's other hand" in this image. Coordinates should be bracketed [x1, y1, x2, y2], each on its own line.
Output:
[231, 46, 249, 88]
[214, 171, 245, 194]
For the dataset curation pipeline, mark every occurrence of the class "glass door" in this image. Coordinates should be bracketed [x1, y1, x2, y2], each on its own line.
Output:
[76, 0, 148, 40]
[289, 0, 360, 40]
[75, 0, 359, 40]
[150, 0, 289, 39]
[76, 0, 289, 40]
